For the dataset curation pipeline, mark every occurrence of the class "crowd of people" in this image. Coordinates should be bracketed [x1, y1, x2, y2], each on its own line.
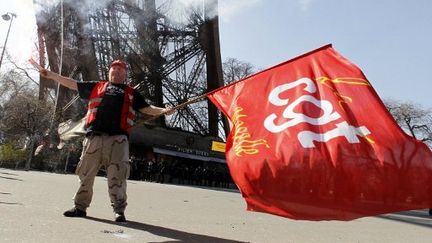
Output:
[129, 154, 235, 189]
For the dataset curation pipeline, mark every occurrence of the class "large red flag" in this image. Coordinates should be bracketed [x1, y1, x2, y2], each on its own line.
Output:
[208, 44, 432, 221]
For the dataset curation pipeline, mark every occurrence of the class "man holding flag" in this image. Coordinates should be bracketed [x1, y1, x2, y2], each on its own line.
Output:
[36, 59, 174, 222]
[32, 44, 432, 222]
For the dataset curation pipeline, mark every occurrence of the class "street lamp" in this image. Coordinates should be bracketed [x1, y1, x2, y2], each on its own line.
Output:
[0, 12, 17, 70]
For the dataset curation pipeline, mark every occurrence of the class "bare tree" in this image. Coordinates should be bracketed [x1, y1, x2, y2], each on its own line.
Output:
[1, 91, 52, 143]
[222, 57, 255, 84]
[0, 70, 33, 103]
[385, 99, 432, 148]
[0, 58, 52, 138]
[0, 63, 54, 168]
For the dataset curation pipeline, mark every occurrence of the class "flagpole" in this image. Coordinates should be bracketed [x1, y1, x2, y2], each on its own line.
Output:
[138, 93, 209, 124]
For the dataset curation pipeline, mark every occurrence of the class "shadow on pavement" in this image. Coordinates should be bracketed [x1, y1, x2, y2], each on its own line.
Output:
[180, 185, 240, 194]
[85, 216, 247, 243]
[377, 210, 432, 228]
[0, 171, 20, 176]
[0, 175, 23, 181]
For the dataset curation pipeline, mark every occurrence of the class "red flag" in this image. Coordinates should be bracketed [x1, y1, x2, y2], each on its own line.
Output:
[208, 44, 432, 221]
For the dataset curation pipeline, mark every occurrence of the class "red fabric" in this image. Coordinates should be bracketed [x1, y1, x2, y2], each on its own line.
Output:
[85, 81, 109, 128]
[208, 44, 432, 221]
[120, 85, 135, 134]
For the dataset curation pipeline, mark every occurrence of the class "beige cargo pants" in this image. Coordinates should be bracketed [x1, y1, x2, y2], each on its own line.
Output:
[73, 134, 130, 214]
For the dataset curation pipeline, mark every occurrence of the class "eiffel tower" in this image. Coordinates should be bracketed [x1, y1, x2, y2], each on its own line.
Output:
[35, 0, 227, 137]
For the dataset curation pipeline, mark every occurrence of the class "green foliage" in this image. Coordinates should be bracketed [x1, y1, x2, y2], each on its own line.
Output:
[0, 142, 27, 164]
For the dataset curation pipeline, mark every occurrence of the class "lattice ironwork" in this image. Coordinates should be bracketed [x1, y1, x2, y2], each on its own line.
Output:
[35, 0, 225, 137]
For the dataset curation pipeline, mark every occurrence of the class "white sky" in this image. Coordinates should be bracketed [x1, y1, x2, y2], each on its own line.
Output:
[0, 0, 431, 108]
[0, 0, 37, 64]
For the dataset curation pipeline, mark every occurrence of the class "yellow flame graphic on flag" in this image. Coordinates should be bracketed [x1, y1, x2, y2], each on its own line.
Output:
[231, 107, 269, 157]
[317, 77, 371, 86]
[316, 77, 371, 108]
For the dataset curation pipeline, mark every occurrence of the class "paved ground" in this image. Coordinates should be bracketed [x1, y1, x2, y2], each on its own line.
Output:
[1, 168, 432, 243]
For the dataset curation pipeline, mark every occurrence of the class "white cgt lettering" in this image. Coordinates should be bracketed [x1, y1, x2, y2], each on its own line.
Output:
[297, 121, 371, 148]
[267, 77, 316, 106]
[264, 78, 340, 133]
[264, 77, 371, 148]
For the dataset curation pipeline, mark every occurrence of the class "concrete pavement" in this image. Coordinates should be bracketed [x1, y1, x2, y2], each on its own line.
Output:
[1, 168, 432, 243]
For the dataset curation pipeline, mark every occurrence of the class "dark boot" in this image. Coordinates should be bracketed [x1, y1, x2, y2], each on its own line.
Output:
[114, 212, 126, 222]
[63, 207, 87, 217]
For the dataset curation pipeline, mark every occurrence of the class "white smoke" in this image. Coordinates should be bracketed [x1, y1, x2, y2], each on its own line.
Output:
[32, 0, 265, 26]
[157, 0, 205, 25]
[157, 0, 264, 24]
[33, 0, 116, 14]
[33, 0, 60, 13]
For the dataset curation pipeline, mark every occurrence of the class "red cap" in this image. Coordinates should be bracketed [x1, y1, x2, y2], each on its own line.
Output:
[110, 60, 127, 70]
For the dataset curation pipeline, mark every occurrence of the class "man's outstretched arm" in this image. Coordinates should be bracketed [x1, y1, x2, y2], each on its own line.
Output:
[40, 69, 78, 91]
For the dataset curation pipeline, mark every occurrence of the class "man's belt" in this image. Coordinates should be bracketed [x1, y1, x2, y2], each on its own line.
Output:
[86, 131, 110, 137]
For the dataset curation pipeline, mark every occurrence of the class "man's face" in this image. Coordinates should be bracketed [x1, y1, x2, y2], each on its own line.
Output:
[109, 65, 127, 84]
